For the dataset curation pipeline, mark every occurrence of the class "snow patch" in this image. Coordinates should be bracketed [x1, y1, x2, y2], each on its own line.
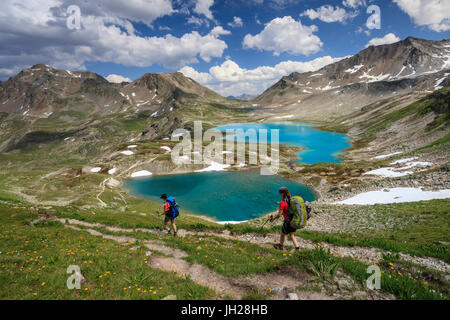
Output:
[373, 152, 402, 159]
[390, 157, 418, 164]
[216, 220, 248, 225]
[108, 168, 117, 175]
[120, 150, 134, 155]
[196, 161, 230, 172]
[131, 170, 152, 178]
[274, 114, 294, 119]
[345, 64, 364, 74]
[363, 168, 412, 177]
[435, 73, 449, 90]
[336, 188, 450, 205]
[90, 167, 102, 173]
[160, 146, 171, 152]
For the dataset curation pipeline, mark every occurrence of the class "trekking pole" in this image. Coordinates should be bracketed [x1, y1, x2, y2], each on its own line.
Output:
[249, 215, 273, 241]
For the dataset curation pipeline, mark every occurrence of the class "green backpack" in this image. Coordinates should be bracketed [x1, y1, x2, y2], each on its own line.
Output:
[289, 196, 308, 230]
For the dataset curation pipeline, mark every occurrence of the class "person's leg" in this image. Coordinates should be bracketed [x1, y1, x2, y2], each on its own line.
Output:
[289, 233, 299, 249]
[279, 232, 286, 246]
[164, 216, 171, 233]
[171, 220, 177, 235]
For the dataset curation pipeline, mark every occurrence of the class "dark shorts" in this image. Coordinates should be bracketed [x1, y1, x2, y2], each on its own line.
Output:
[282, 220, 297, 235]
[164, 214, 176, 224]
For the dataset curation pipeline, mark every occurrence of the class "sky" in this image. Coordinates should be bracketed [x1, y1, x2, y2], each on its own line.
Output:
[0, 0, 449, 97]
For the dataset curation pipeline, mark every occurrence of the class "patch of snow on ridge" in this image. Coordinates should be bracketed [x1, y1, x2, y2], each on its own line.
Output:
[336, 188, 450, 205]
[127, 145, 137, 149]
[196, 161, 230, 172]
[131, 170, 152, 178]
[120, 150, 134, 155]
[90, 167, 101, 173]
[345, 64, 364, 74]
[373, 152, 402, 159]
[363, 168, 412, 177]
[390, 157, 418, 164]
[108, 168, 117, 175]
[216, 220, 248, 225]
[435, 73, 450, 90]
[401, 161, 433, 169]
[160, 146, 171, 152]
[274, 115, 294, 119]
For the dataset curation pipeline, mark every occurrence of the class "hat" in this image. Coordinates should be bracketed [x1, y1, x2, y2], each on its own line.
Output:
[160, 194, 168, 199]
[278, 187, 289, 193]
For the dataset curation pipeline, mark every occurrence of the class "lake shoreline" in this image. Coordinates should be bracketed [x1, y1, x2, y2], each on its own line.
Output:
[121, 121, 350, 224]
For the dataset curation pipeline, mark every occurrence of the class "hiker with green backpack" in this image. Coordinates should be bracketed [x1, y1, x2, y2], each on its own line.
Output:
[270, 187, 310, 251]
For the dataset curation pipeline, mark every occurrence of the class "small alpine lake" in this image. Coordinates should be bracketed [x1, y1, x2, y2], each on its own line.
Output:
[216, 122, 351, 164]
[123, 170, 316, 223]
[124, 122, 351, 222]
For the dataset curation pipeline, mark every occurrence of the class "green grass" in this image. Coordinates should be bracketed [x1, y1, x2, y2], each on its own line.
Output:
[284, 247, 447, 300]
[0, 207, 214, 299]
[296, 200, 450, 261]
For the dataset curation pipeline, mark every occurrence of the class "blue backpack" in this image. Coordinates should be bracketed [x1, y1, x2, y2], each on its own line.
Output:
[166, 196, 180, 219]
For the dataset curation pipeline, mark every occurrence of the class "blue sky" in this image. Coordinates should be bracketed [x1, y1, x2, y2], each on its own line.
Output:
[0, 0, 449, 96]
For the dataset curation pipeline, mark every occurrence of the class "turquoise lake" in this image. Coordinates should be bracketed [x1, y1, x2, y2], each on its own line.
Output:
[217, 122, 351, 164]
[123, 170, 316, 222]
[124, 122, 350, 222]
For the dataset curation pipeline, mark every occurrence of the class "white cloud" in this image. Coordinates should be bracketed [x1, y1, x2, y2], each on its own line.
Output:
[96, 0, 174, 27]
[187, 16, 210, 27]
[193, 0, 215, 20]
[0, 0, 229, 79]
[301, 5, 356, 23]
[179, 56, 345, 96]
[366, 33, 400, 47]
[178, 66, 213, 83]
[393, 0, 450, 32]
[342, 0, 366, 9]
[210, 26, 231, 37]
[106, 74, 132, 83]
[243, 16, 322, 56]
[228, 16, 243, 28]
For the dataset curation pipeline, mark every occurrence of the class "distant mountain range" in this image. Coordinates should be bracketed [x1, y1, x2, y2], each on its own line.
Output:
[0, 36, 449, 153]
[252, 37, 449, 119]
[227, 94, 257, 101]
[0, 65, 227, 118]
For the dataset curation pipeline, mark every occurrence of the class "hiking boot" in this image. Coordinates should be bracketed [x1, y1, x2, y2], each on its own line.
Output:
[167, 230, 172, 235]
[173, 232, 177, 237]
[273, 243, 284, 250]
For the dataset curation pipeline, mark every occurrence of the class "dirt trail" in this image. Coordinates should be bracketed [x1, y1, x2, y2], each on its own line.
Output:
[57, 217, 450, 273]
[61, 221, 322, 299]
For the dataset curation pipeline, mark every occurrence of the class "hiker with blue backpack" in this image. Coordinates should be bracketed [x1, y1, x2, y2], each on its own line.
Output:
[269, 187, 310, 251]
[158, 194, 180, 236]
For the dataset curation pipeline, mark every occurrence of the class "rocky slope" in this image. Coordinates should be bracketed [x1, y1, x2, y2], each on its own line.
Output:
[0, 65, 237, 153]
[0, 64, 228, 118]
[254, 37, 450, 120]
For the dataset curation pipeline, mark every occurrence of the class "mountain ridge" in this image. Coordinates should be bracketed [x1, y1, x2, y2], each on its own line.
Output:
[253, 37, 450, 112]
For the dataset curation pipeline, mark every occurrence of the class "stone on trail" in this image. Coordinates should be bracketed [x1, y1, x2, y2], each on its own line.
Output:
[286, 293, 299, 300]
[162, 295, 177, 300]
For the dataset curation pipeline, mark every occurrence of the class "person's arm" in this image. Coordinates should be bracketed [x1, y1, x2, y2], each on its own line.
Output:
[270, 201, 285, 221]
[158, 202, 169, 217]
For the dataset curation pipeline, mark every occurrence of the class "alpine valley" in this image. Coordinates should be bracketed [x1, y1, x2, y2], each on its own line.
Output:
[1, 37, 449, 300]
